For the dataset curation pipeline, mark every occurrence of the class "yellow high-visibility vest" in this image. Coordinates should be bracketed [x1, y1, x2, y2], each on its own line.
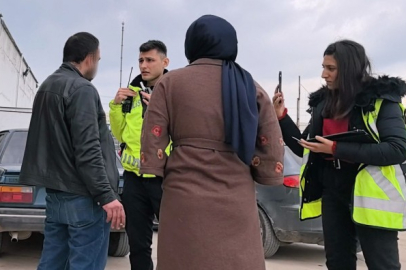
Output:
[109, 85, 171, 177]
[300, 99, 406, 230]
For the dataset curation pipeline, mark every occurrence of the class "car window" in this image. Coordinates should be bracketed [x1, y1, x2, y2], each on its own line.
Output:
[283, 146, 301, 176]
[1, 131, 28, 165]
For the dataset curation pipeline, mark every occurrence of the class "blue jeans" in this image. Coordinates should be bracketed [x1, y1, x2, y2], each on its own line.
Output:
[38, 192, 110, 270]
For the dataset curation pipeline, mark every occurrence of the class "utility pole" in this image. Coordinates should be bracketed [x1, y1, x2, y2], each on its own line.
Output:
[297, 76, 301, 127]
[119, 22, 124, 88]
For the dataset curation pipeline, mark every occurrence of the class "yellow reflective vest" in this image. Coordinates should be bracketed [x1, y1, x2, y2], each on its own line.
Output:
[109, 85, 171, 177]
[300, 99, 406, 230]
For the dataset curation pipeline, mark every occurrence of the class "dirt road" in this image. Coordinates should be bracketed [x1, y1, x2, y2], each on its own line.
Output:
[0, 232, 405, 269]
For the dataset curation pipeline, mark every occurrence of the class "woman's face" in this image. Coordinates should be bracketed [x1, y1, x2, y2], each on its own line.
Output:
[321, 55, 338, 90]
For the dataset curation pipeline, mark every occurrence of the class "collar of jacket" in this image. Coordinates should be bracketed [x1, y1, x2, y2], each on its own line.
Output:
[308, 76, 406, 110]
[60, 62, 88, 80]
[129, 69, 169, 88]
[188, 58, 223, 67]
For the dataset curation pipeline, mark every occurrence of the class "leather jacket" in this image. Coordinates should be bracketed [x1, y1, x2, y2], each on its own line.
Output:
[20, 63, 119, 206]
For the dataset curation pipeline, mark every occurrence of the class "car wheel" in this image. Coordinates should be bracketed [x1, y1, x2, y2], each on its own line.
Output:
[108, 232, 129, 257]
[0, 233, 3, 253]
[258, 207, 280, 258]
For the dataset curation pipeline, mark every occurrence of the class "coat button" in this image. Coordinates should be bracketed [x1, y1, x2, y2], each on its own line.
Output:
[157, 149, 164, 160]
[275, 162, 283, 173]
[260, 136, 268, 146]
[251, 156, 261, 167]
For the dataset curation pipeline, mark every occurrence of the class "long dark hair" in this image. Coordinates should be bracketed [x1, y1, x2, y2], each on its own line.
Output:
[322, 40, 372, 119]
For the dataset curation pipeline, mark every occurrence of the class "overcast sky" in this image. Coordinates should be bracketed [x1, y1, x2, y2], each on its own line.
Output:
[1, 0, 405, 123]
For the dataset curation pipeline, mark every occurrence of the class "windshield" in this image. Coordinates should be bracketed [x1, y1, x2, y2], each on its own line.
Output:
[1, 131, 28, 165]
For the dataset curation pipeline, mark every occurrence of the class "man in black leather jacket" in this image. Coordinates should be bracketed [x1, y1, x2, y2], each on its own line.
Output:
[20, 32, 125, 270]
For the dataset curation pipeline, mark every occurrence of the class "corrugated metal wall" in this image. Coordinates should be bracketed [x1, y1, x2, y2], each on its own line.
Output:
[0, 18, 38, 109]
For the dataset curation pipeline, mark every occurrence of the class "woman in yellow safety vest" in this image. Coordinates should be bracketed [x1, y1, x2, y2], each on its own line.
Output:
[274, 39, 406, 270]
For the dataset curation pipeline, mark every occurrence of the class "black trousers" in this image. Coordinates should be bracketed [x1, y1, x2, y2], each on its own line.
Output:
[321, 161, 400, 270]
[122, 171, 163, 270]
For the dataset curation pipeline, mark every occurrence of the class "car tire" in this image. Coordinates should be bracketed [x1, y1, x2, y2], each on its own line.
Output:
[0, 232, 3, 253]
[258, 207, 280, 258]
[108, 232, 130, 257]
[0, 232, 9, 254]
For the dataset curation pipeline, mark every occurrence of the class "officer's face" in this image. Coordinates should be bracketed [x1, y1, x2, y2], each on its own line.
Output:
[321, 55, 338, 90]
[138, 49, 169, 86]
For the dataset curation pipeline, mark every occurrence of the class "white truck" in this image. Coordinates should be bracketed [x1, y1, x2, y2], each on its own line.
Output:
[0, 14, 37, 130]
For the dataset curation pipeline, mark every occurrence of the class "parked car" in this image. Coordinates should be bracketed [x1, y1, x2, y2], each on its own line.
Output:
[146, 144, 324, 258]
[0, 129, 129, 257]
[256, 146, 324, 258]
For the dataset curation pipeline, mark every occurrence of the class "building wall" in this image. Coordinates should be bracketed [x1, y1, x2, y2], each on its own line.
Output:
[0, 17, 38, 109]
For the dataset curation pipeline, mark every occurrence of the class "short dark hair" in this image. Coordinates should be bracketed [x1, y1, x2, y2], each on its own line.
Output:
[63, 32, 99, 63]
[139, 40, 167, 56]
[323, 39, 372, 119]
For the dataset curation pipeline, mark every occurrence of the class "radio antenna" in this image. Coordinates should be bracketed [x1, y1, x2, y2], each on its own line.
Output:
[119, 22, 125, 88]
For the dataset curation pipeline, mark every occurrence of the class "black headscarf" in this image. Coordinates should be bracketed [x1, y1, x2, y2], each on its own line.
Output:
[185, 15, 259, 165]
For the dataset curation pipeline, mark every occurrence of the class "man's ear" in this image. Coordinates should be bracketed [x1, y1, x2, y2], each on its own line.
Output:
[83, 54, 92, 67]
[163, 57, 169, 68]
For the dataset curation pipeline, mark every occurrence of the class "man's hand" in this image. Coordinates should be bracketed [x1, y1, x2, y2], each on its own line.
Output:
[140, 91, 151, 106]
[114, 88, 136, 104]
[102, 199, 126, 230]
[299, 136, 334, 154]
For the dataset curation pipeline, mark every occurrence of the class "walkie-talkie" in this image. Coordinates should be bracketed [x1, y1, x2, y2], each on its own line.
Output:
[122, 67, 134, 113]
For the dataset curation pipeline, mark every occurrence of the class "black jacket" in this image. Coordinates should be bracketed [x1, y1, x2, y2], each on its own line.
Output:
[20, 63, 119, 206]
[280, 76, 406, 202]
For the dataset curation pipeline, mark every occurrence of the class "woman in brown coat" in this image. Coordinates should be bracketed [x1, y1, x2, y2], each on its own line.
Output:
[140, 15, 284, 270]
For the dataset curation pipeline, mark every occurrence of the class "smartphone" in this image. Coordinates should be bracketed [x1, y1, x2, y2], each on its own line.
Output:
[292, 136, 301, 143]
[278, 71, 282, 93]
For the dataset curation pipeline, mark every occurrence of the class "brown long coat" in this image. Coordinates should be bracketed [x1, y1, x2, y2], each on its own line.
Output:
[140, 59, 284, 270]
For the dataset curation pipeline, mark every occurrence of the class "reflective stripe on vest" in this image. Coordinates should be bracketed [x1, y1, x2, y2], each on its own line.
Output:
[353, 99, 406, 230]
[362, 99, 383, 142]
[299, 147, 321, 220]
[299, 99, 406, 229]
[299, 148, 310, 194]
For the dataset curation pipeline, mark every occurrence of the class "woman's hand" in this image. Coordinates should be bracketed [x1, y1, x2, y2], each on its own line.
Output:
[272, 85, 285, 118]
[299, 136, 334, 155]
